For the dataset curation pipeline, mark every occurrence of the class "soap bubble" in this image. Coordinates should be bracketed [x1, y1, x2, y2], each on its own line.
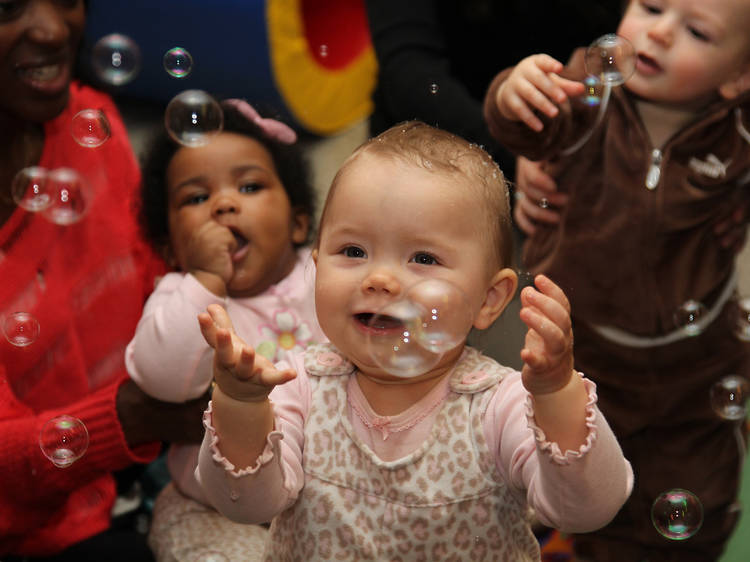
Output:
[673, 300, 707, 336]
[11, 166, 52, 212]
[2, 312, 40, 347]
[42, 168, 91, 225]
[164, 90, 224, 147]
[318, 44, 329, 58]
[710, 375, 749, 421]
[406, 279, 473, 354]
[584, 33, 636, 86]
[651, 489, 704, 540]
[39, 415, 89, 468]
[91, 33, 141, 86]
[734, 298, 750, 342]
[71, 108, 111, 147]
[366, 299, 441, 378]
[429, 83, 439, 94]
[581, 75, 604, 106]
[163, 47, 194, 78]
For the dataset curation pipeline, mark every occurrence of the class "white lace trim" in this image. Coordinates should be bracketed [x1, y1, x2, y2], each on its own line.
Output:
[525, 375, 598, 465]
[202, 401, 284, 477]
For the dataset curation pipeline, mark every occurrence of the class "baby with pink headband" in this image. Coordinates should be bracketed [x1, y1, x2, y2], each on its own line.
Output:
[126, 99, 327, 561]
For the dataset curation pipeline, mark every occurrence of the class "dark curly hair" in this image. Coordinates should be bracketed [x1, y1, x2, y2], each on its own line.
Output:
[138, 101, 316, 256]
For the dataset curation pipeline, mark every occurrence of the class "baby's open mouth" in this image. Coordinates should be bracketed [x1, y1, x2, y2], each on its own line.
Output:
[355, 313, 405, 332]
[229, 229, 249, 260]
[637, 53, 661, 72]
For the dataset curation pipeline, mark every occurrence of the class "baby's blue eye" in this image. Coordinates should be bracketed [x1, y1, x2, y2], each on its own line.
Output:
[343, 246, 366, 258]
[412, 252, 438, 265]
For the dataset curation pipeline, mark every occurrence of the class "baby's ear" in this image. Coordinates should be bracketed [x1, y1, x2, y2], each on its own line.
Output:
[474, 268, 518, 330]
[291, 208, 311, 245]
[719, 65, 750, 99]
[159, 242, 179, 269]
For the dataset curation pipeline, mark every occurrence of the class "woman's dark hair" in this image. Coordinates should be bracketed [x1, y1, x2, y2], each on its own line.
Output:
[138, 101, 315, 255]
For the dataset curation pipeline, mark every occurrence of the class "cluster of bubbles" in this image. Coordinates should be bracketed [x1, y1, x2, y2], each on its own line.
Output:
[39, 415, 89, 468]
[12, 166, 91, 225]
[580, 33, 636, 106]
[365, 279, 473, 378]
[673, 297, 750, 343]
[88, 34, 222, 147]
[92, 33, 193, 86]
[651, 489, 704, 540]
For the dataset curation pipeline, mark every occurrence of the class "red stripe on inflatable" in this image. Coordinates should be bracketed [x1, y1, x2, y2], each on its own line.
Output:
[300, 0, 371, 70]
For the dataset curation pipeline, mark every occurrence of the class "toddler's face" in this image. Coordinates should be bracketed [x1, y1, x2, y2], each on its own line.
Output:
[314, 153, 506, 379]
[617, 0, 750, 108]
[166, 132, 308, 297]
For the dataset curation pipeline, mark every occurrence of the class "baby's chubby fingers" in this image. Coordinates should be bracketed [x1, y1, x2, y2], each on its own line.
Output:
[519, 275, 571, 344]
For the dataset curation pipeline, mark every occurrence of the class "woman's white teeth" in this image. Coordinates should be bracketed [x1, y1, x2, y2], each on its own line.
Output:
[22, 64, 61, 81]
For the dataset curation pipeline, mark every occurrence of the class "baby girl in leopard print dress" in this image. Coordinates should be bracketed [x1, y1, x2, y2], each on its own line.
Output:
[195, 121, 633, 561]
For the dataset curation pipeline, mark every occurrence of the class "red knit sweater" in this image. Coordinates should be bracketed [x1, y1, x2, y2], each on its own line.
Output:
[0, 83, 163, 556]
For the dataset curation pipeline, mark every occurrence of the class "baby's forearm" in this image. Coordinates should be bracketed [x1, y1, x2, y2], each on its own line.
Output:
[211, 387, 275, 469]
[530, 371, 588, 452]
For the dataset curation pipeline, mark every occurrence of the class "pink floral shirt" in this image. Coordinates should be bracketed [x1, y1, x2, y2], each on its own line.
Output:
[126, 248, 326, 502]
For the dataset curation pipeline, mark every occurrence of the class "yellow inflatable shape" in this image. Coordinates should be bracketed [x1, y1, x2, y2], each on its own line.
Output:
[267, 0, 377, 136]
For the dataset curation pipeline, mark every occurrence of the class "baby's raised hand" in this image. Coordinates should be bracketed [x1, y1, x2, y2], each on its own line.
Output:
[519, 275, 574, 395]
[198, 304, 296, 402]
[495, 54, 584, 132]
[185, 222, 237, 288]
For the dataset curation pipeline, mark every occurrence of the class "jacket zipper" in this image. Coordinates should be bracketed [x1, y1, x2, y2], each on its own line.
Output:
[645, 148, 662, 190]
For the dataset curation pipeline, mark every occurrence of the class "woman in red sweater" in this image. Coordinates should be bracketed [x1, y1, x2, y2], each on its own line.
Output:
[0, 2, 207, 559]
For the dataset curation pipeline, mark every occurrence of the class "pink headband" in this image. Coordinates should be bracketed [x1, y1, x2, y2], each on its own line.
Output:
[222, 99, 297, 145]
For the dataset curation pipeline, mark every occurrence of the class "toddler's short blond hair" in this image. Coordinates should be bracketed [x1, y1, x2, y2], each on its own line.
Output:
[321, 121, 514, 269]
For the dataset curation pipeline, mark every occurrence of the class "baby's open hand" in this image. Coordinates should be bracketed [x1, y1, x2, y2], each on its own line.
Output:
[519, 275, 574, 395]
[496, 54, 584, 132]
[198, 304, 296, 402]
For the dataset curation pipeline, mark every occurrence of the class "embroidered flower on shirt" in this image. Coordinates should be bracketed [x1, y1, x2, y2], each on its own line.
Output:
[257, 309, 313, 361]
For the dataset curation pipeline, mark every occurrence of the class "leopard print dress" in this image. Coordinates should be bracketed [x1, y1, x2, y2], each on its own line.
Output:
[263, 343, 540, 561]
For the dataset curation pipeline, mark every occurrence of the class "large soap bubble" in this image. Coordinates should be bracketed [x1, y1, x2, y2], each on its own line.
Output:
[651, 489, 704, 540]
[91, 33, 141, 86]
[365, 299, 442, 378]
[165, 90, 224, 147]
[11, 166, 52, 212]
[39, 415, 89, 468]
[163, 47, 194, 79]
[406, 278, 473, 354]
[584, 34, 636, 86]
[710, 375, 749, 421]
[42, 168, 91, 225]
[2, 312, 40, 347]
[71, 108, 111, 148]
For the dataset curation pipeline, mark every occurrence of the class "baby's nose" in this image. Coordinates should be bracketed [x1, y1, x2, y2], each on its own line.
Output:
[362, 269, 401, 296]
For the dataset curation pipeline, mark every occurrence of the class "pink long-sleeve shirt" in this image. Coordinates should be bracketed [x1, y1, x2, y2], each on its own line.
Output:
[126, 248, 326, 501]
[197, 344, 633, 553]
